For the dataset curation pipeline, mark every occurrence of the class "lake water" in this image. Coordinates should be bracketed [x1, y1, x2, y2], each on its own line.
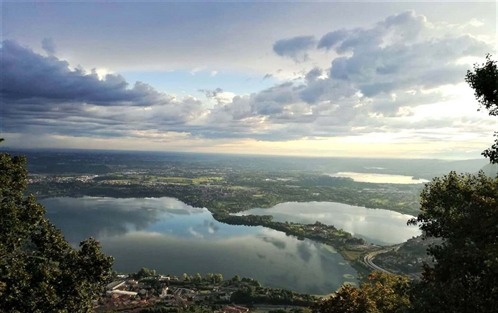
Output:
[238, 202, 420, 245]
[41, 197, 357, 295]
[328, 172, 429, 184]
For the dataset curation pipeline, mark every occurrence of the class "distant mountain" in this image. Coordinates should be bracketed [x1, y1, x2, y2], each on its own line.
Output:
[481, 163, 498, 178]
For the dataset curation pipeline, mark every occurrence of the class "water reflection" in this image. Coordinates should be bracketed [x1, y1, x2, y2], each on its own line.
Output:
[260, 235, 287, 250]
[328, 172, 429, 184]
[41, 197, 357, 294]
[239, 202, 420, 245]
[42, 197, 204, 243]
[297, 242, 313, 263]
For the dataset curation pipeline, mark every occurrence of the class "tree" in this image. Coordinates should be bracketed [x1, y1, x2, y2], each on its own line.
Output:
[213, 273, 223, 284]
[182, 273, 189, 281]
[465, 54, 498, 163]
[311, 272, 410, 313]
[205, 273, 214, 283]
[313, 55, 498, 313]
[230, 285, 256, 303]
[407, 172, 498, 312]
[133, 267, 157, 280]
[193, 272, 202, 283]
[0, 151, 114, 312]
[401, 56, 498, 312]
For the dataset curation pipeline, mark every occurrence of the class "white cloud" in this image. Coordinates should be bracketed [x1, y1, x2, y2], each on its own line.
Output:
[1, 3, 496, 158]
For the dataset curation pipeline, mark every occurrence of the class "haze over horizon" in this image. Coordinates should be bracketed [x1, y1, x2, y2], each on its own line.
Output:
[1, 1, 497, 159]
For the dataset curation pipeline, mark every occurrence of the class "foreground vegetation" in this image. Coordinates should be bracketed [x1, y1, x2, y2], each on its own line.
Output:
[0, 143, 114, 312]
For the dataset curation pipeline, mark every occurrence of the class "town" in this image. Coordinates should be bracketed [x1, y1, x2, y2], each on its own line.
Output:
[95, 268, 314, 313]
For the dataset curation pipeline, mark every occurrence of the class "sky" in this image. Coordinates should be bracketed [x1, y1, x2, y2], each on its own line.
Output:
[1, 0, 497, 159]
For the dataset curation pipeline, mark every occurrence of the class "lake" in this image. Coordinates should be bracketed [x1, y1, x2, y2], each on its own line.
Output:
[238, 202, 420, 245]
[328, 172, 429, 184]
[41, 197, 358, 295]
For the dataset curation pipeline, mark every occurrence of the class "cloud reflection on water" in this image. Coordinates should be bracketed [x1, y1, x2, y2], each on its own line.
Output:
[42, 196, 358, 294]
[240, 201, 420, 245]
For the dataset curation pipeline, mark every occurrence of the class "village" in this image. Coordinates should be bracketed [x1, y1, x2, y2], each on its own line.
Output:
[94, 270, 313, 313]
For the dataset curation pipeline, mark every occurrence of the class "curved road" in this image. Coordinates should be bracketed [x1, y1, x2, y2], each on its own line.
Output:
[363, 245, 401, 274]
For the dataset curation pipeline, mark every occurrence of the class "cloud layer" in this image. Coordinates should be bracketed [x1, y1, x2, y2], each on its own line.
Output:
[1, 10, 495, 154]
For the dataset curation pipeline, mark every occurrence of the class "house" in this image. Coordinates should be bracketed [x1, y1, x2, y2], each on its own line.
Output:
[106, 280, 126, 291]
[106, 290, 138, 297]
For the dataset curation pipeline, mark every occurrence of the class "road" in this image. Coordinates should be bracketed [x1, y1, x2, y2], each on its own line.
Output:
[363, 245, 401, 275]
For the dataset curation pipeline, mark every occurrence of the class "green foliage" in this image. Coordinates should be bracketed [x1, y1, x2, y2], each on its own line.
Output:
[466, 54, 498, 116]
[193, 272, 202, 283]
[230, 282, 315, 306]
[133, 267, 157, 280]
[213, 273, 223, 283]
[482, 133, 498, 164]
[204, 273, 214, 282]
[407, 171, 498, 312]
[0, 152, 113, 312]
[231, 285, 256, 303]
[465, 54, 498, 163]
[311, 272, 410, 313]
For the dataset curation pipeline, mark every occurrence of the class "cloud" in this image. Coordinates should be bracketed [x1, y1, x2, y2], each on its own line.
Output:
[328, 34, 489, 98]
[199, 88, 224, 99]
[41, 37, 57, 56]
[197, 10, 492, 141]
[317, 29, 349, 50]
[1, 9, 494, 148]
[190, 66, 206, 75]
[273, 35, 317, 62]
[380, 10, 428, 41]
[1, 40, 181, 107]
[305, 67, 323, 82]
[263, 73, 273, 80]
[198, 88, 235, 106]
[0, 40, 203, 138]
[318, 11, 427, 54]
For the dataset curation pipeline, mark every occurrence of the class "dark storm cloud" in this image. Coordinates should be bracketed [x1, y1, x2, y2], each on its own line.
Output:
[273, 35, 317, 62]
